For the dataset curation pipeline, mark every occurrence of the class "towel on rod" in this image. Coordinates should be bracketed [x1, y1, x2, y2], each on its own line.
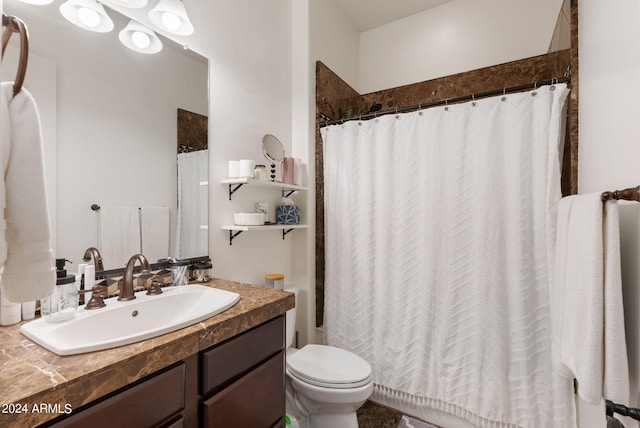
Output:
[98, 206, 141, 270]
[139, 206, 170, 264]
[0, 83, 55, 302]
[552, 193, 629, 405]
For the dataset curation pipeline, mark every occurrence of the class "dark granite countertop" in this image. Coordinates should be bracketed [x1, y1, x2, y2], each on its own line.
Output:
[0, 279, 294, 427]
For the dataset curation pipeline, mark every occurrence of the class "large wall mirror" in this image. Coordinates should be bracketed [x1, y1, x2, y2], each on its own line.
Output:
[2, 0, 209, 270]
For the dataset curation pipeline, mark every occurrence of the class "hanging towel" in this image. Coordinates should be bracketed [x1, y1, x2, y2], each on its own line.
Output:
[552, 193, 629, 405]
[140, 206, 170, 264]
[0, 83, 55, 302]
[98, 206, 141, 270]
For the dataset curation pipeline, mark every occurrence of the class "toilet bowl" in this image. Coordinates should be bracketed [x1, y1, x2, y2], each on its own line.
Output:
[285, 288, 373, 428]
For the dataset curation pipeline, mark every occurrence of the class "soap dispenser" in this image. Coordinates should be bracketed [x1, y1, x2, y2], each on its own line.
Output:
[41, 259, 78, 323]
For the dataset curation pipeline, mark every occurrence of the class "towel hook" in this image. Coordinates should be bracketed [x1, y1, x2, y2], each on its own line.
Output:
[2, 13, 29, 97]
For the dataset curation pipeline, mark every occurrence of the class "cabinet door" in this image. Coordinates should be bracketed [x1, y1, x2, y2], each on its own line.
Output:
[200, 316, 284, 395]
[48, 363, 185, 428]
[201, 352, 284, 427]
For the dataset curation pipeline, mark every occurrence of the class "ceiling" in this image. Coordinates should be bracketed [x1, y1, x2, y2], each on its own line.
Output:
[334, 0, 454, 31]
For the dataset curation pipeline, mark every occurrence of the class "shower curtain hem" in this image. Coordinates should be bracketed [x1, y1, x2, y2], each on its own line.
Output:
[374, 384, 523, 428]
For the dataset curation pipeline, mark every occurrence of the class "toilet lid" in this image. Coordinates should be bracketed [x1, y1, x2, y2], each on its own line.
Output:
[287, 344, 372, 388]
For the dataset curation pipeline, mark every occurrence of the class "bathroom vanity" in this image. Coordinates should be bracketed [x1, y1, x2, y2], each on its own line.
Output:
[0, 279, 294, 427]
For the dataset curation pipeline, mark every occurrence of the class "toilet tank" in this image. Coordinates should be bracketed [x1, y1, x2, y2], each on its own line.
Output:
[285, 287, 298, 349]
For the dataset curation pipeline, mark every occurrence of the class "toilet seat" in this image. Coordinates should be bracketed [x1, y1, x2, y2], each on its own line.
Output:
[287, 344, 372, 389]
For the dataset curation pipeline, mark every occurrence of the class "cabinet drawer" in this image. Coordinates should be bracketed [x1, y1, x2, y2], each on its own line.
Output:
[200, 316, 284, 395]
[201, 352, 285, 427]
[49, 363, 185, 428]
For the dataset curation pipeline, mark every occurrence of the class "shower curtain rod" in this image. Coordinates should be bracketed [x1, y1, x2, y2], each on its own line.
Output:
[320, 77, 569, 127]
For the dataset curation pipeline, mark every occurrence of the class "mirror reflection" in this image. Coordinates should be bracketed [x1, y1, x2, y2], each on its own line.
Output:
[2, 0, 209, 270]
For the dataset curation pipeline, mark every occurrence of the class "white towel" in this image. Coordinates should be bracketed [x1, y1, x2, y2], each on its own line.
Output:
[98, 207, 141, 270]
[552, 193, 629, 405]
[140, 206, 170, 263]
[0, 83, 55, 302]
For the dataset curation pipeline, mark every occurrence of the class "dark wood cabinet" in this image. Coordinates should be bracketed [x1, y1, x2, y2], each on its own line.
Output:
[199, 316, 285, 427]
[45, 363, 186, 428]
[201, 353, 284, 427]
[43, 316, 286, 428]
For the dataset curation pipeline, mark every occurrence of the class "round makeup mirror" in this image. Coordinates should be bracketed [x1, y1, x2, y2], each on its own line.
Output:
[262, 134, 285, 181]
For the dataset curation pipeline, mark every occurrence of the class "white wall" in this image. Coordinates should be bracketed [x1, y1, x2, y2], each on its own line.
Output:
[579, 0, 640, 426]
[3, 0, 208, 268]
[309, 0, 360, 90]
[358, 0, 563, 94]
[177, 0, 295, 286]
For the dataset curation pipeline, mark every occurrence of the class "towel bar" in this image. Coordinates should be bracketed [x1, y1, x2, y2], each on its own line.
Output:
[606, 400, 640, 421]
[601, 186, 640, 202]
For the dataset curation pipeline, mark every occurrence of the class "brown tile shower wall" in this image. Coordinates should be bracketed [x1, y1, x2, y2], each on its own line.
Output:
[178, 108, 208, 152]
[315, 1, 578, 326]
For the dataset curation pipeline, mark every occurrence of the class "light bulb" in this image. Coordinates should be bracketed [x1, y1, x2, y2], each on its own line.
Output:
[78, 7, 100, 28]
[131, 31, 151, 49]
[161, 12, 181, 31]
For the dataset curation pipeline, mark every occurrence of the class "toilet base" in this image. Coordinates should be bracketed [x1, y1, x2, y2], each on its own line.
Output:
[309, 412, 359, 428]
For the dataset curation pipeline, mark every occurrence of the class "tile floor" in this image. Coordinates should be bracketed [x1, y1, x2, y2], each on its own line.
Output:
[356, 401, 440, 428]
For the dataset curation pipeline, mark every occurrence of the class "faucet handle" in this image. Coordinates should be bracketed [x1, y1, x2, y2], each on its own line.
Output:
[146, 280, 163, 296]
[79, 285, 107, 310]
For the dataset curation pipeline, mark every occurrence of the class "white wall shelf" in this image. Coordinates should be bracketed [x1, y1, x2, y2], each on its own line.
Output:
[221, 177, 308, 200]
[222, 177, 308, 245]
[222, 224, 308, 245]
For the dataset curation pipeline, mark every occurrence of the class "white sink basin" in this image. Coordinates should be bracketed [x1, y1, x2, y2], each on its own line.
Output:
[20, 284, 240, 356]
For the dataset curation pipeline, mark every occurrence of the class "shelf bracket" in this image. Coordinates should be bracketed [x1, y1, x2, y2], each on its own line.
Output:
[282, 228, 295, 240]
[228, 230, 244, 245]
[227, 183, 246, 200]
[282, 190, 296, 198]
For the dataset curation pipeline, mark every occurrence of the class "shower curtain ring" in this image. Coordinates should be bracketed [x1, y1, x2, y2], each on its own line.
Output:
[501, 88, 507, 102]
[444, 99, 450, 111]
[471, 94, 477, 107]
[532, 82, 538, 97]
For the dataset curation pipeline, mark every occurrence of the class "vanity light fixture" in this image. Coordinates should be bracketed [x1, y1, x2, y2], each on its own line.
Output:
[59, 0, 114, 33]
[118, 19, 162, 54]
[108, 0, 148, 9]
[148, 0, 193, 36]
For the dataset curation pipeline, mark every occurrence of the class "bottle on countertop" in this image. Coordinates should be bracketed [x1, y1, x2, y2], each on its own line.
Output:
[41, 258, 78, 323]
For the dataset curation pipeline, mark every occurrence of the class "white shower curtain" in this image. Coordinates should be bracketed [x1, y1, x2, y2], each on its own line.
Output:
[175, 150, 208, 258]
[321, 85, 573, 428]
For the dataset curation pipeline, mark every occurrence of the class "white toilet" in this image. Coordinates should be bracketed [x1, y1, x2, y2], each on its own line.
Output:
[285, 288, 373, 428]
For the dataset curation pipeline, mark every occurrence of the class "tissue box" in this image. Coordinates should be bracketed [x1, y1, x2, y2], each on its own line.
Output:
[276, 205, 300, 225]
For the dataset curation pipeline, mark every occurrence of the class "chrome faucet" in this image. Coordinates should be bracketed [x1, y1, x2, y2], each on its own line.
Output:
[119, 254, 150, 301]
[83, 247, 105, 271]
